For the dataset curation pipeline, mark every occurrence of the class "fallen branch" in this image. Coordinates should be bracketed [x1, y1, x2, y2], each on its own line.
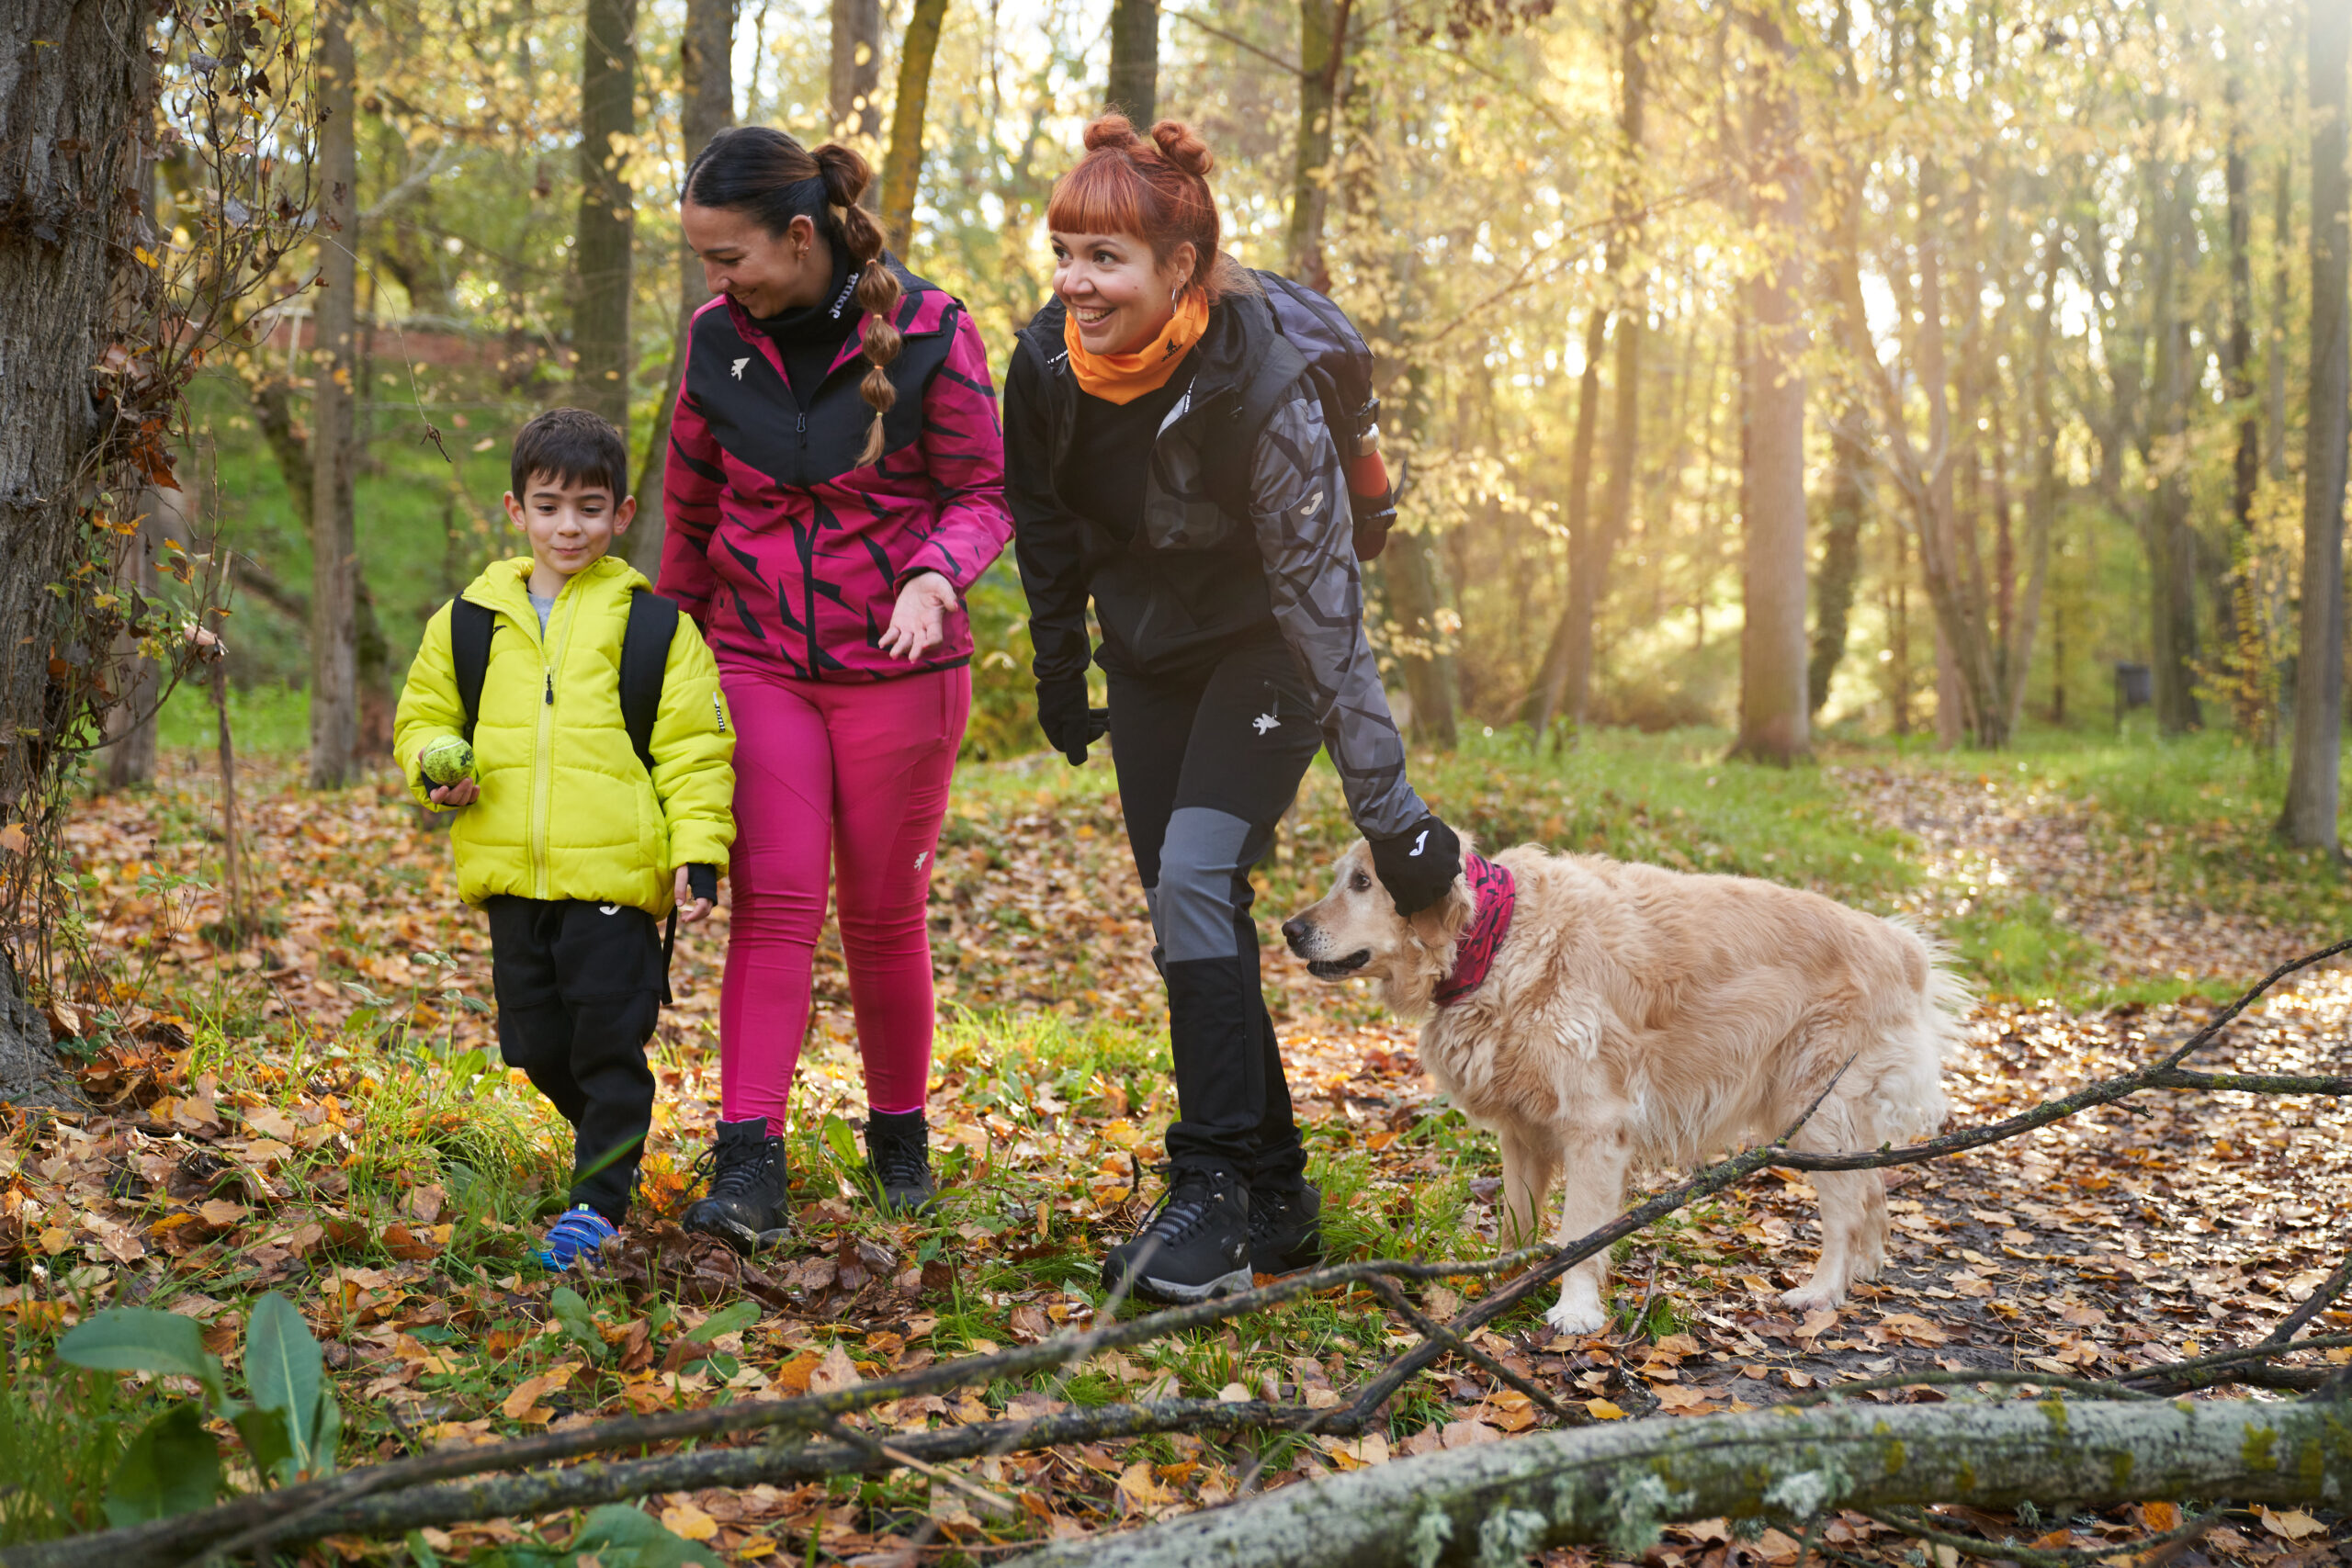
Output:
[1001, 1396, 2352, 1568]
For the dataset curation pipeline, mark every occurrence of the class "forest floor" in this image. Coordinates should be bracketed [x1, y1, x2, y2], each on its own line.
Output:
[4, 731, 2349, 1565]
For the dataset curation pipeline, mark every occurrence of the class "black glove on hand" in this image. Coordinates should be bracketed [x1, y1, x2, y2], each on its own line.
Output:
[1367, 814, 1464, 916]
[1035, 676, 1110, 766]
[685, 864, 719, 906]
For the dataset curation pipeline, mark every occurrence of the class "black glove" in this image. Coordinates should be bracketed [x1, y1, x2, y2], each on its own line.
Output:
[1035, 675, 1109, 766]
[685, 864, 718, 905]
[1367, 814, 1463, 916]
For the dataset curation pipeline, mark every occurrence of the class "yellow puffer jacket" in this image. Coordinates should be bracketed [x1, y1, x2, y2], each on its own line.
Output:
[392, 556, 735, 915]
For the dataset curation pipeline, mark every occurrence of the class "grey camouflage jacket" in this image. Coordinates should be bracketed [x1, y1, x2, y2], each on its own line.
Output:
[1005, 290, 1427, 839]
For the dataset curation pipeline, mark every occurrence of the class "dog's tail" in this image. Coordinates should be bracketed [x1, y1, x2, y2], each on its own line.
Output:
[1879, 914, 1970, 1141]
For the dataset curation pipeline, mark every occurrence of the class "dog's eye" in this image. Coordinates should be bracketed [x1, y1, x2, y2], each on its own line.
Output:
[1350, 872, 1371, 892]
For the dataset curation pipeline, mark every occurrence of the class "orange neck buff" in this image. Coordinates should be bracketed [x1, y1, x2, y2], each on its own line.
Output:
[1065, 289, 1209, 405]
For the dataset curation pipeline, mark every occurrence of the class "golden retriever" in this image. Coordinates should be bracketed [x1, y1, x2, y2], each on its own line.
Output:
[1281, 838, 1961, 1336]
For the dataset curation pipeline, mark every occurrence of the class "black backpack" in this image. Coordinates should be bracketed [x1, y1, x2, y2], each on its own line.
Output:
[1250, 270, 1398, 561]
[447, 588, 678, 773]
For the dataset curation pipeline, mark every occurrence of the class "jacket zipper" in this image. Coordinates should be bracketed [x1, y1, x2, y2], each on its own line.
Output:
[797, 411, 808, 449]
[530, 577, 582, 900]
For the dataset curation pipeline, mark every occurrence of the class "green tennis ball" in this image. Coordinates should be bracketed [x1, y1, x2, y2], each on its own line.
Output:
[420, 737, 475, 787]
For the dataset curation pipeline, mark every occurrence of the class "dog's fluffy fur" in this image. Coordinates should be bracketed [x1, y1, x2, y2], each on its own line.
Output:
[1283, 839, 1962, 1336]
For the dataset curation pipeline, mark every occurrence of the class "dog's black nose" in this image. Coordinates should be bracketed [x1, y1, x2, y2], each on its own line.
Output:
[1280, 917, 1309, 952]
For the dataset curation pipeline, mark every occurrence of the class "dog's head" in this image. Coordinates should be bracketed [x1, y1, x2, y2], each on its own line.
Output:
[1280, 837, 1479, 1017]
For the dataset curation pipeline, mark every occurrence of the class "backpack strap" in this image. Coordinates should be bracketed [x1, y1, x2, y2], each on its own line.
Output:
[619, 589, 680, 777]
[448, 597, 495, 742]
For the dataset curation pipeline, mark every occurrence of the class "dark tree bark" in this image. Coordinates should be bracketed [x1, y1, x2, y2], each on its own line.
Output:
[2270, 150, 2293, 484]
[2281, 0, 2350, 852]
[308, 0, 362, 787]
[1285, 0, 1347, 290]
[1381, 526, 1458, 749]
[1730, 6, 1810, 765]
[97, 479, 188, 790]
[1107, 0, 1159, 129]
[0, 0, 156, 1103]
[1808, 3, 1867, 720]
[1525, 307, 1607, 739]
[830, 0, 881, 137]
[2143, 169, 2201, 737]
[573, 0, 638, 431]
[2224, 71, 2266, 738]
[628, 0, 738, 575]
[878, 0, 948, 246]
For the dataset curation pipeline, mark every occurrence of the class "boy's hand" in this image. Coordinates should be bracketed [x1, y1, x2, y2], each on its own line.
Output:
[427, 778, 480, 807]
[673, 865, 716, 924]
[879, 570, 956, 661]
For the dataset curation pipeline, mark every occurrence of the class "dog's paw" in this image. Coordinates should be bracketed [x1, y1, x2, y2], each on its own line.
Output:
[1544, 1296, 1608, 1337]
[1780, 1280, 1848, 1314]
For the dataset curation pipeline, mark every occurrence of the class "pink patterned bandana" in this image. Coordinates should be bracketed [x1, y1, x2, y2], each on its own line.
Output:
[1433, 854, 1515, 1008]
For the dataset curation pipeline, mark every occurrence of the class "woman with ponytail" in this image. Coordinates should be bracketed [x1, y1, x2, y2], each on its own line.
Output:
[1006, 115, 1461, 1303]
[662, 127, 1010, 1250]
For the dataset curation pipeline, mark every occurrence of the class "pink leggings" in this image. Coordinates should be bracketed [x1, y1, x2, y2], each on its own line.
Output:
[717, 664, 969, 1132]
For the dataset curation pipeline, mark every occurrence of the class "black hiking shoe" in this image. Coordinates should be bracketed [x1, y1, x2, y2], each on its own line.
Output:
[863, 1109, 937, 1213]
[681, 1117, 791, 1255]
[1250, 1177, 1323, 1275]
[1102, 1165, 1253, 1304]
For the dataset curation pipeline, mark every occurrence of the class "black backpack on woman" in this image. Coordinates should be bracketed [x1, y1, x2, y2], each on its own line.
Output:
[1229, 271, 1399, 561]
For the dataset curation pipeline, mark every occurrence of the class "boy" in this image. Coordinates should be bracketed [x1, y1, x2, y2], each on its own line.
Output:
[393, 408, 736, 1269]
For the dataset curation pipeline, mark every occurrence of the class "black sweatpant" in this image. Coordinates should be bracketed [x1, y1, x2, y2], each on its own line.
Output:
[484, 897, 664, 1224]
[1107, 637, 1321, 1185]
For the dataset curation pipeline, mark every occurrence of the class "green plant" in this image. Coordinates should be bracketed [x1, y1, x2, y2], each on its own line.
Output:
[56, 1293, 341, 1524]
[407, 1505, 719, 1568]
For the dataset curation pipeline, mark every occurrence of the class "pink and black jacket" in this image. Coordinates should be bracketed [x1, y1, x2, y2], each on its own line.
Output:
[658, 261, 1012, 681]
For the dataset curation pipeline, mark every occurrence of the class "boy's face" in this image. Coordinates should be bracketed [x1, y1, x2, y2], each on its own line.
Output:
[504, 471, 634, 584]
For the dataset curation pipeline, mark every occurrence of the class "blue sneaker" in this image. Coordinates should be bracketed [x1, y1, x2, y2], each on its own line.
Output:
[537, 1205, 618, 1269]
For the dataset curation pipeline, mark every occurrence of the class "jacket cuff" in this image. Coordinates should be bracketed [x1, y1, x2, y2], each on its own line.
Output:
[894, 558, 962, 595]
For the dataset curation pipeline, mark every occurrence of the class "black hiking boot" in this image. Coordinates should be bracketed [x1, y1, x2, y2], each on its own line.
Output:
[1102, 1165, 1253, 1304]
[863, 1109, 937, 1213]
[681, 1117, 791, 1255]
[1250, 1176, 1323, 1276]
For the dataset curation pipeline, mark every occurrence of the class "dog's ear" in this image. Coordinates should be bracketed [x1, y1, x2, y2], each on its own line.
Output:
[1407, 869, 1476, 953]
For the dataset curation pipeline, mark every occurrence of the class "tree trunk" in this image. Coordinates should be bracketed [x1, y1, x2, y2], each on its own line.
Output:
[97, 479, 183, 789]
[628, 0, 738, 576]
[2002, 234, 2059, 739]
[2143, 170, 2201, 737]
[2281, 0, 2351, 852]
[877, 0, 949, 248]
[1809, 12, 1867, 723]
[1526, 308, 1608, 739]
[830, 0, 882, 138]
[2270, 150, 2294, 484]
[1004, 1397, 2352, 1568]
[574, 0, 637, 434]
[2225, 72, 2266, 739]
[308, 0, 362, 789]
[0, 0, 154, 1105]
[1730, 7, 1809, 766]
[1106, 0, 1159, 129]
[1381, 525, 1458, 750]
[1285, 0, 1342, 289]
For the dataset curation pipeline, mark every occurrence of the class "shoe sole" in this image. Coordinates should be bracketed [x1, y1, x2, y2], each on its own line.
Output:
[689, 1217, 791, 1257]
[1128, 1264, 1255, 1305]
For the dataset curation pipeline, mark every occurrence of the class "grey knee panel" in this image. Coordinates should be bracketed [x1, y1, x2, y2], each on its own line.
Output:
[1155, 807, 1261, 963]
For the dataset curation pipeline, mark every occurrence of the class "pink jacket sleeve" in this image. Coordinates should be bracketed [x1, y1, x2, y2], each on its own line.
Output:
[899, 310, 1012, 593]
[658, 312, 729, 626]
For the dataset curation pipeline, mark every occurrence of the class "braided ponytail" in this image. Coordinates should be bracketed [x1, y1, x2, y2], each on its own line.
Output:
[816, 143, 901, 466]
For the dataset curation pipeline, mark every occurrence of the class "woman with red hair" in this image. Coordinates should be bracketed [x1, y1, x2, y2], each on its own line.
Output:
[1007, 114, 1461, 1303]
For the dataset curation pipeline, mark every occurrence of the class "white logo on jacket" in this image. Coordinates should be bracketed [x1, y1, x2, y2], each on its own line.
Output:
[730, 356, 750, 380]
[1254, 712, 1281, 735]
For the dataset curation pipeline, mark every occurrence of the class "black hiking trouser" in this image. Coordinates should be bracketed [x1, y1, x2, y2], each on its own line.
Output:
[1107, 637, 1321, 1188]
[485, 896, 664, 1224]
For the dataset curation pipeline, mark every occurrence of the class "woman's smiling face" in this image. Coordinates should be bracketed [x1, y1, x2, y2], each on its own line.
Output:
[683, 200, 830, 318]
[1049, 230, 1197, 355]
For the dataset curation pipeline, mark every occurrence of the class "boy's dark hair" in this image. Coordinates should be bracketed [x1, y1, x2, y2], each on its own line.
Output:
[510, 407, 629, 500]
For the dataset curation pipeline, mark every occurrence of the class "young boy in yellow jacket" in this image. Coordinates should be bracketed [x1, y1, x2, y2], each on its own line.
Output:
[394, 409, 736, 1269]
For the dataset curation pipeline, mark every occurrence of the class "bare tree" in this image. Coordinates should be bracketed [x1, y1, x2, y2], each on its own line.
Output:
[574, 0, 638, 431]
[1107, 0, 1159, 128]
[2280, 0, 2350, 853]
[629, 0, 739, 574]
[1730, 6, 1810, 765]
[878, 0, 950, 246]
[308, 0, 361, 788]
[1284, 0, 1348, 289]
[831, 0, 882, 138]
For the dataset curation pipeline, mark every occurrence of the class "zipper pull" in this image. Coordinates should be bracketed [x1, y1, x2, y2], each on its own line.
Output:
[797, 412, 808, 448]
[544, 670, 554, 705]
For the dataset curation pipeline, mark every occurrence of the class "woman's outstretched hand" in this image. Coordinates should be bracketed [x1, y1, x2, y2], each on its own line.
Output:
[880, 570, 957, 660]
